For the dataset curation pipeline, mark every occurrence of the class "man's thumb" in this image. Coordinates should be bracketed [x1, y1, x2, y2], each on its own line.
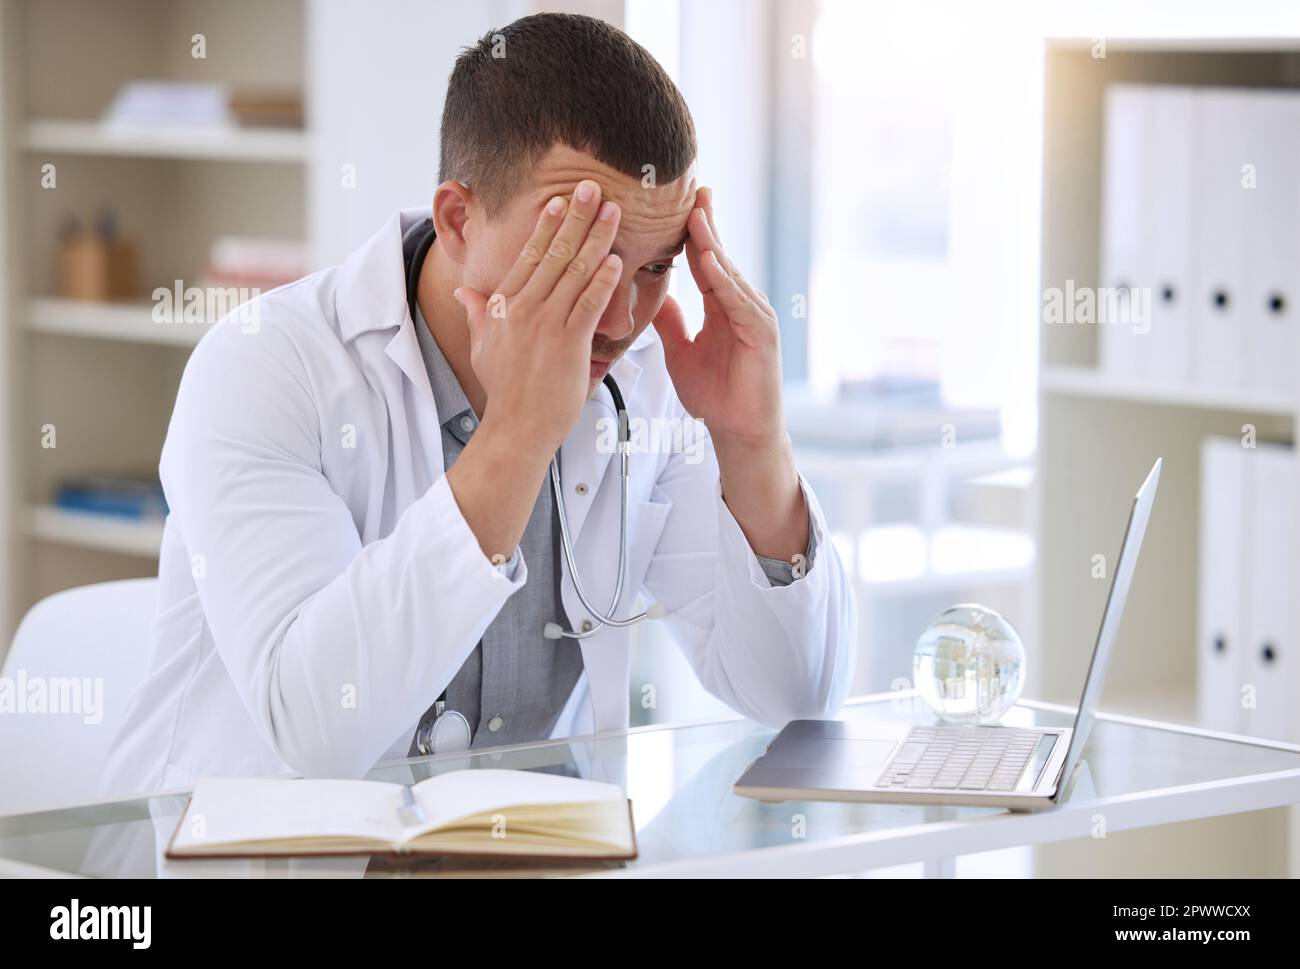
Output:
[452, 286, 489, 335]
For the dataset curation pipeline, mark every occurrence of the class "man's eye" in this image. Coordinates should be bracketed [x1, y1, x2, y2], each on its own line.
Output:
[643, 262, 675, 277]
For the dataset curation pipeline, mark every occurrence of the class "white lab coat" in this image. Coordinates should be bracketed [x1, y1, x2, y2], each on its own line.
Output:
[100, 208, 857, 798]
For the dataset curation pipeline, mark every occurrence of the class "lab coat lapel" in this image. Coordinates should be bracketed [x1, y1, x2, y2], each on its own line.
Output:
[556, 401, 616, 546]
[383, 323, 446, 484]
[384, 321, 433, 407]
[336, 206, 448, 484]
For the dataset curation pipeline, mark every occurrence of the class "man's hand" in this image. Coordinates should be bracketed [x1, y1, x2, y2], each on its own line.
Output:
[454, 180, 623, 459]
[651, 186, 784, 446]
[447, 180, 622, 562]
[652, 187, 809, 564]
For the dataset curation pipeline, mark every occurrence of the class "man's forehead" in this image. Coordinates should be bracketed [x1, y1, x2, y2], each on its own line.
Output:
[525, 145, 697, 236]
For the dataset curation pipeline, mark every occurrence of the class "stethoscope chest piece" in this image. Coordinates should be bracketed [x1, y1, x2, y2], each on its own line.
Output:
[416, 707, 471, 756]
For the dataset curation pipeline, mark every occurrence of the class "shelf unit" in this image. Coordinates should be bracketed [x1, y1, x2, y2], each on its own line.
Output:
[21, 119, 310, 164]
[1034, 36, 1300, 879]
[26, 505, 165, 559]
[0, 0, 313, 632]
[1036, 38, 1300, 727]
[1041, 363, 1297, 417]
[28, 298, 213, 348]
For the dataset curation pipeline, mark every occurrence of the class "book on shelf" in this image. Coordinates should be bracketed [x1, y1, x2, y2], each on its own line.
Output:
[53, 474, 167, 520]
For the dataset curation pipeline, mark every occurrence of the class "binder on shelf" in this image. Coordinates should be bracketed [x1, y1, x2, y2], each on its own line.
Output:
[1102, 85, 1300, 400]
[1198, 438, 1248, 734]
[1098, 85, 1148, 382]
[1189, 89, 1300, 398]
[1242, 443, 1298, 743]
[1141, 87, 1197, 388]
[1190, 91, 1251, 394]
[1237, 92, 1300, 401]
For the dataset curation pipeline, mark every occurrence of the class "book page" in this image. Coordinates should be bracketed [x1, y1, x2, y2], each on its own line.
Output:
[170, 777, 404, 851]
[411, 769, 625, 835]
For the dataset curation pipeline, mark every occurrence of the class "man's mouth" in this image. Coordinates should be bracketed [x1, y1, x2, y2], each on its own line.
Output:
[589, 357, 614, 380]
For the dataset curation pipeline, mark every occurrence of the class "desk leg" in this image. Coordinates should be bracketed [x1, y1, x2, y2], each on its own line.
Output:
[922, 856, 956, 878]
[921, 805, 958, 876]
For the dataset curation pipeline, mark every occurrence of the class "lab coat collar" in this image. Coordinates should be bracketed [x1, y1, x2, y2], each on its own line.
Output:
[336, 208, 424, 343]
[333, 208, 436, 415]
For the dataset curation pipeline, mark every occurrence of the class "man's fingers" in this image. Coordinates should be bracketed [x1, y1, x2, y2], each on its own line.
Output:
[496, 195, 568, 297]
[699, 186, 723, 244]
[690, 193, 734, 274]
[523, 179, 606, 302]
[688, 205, 769, 311]
[567, 254, 622, 333]
[699, 250, 757, 320]
[549, 199, 621, 308]
[688, 204, 741, 278]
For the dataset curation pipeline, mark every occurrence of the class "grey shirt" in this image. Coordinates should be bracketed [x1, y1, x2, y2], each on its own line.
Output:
[403, 219, 816, 753]
[408, 297, 584, 751]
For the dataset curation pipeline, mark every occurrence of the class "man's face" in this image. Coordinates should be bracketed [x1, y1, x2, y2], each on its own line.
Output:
[462, 144, 696, 394]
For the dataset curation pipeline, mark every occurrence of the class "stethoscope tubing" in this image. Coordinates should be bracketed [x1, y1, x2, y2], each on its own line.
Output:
[547, 431, 657, 639]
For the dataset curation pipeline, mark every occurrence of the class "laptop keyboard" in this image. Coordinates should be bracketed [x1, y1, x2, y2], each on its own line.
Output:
[875, 726, 1051, 792]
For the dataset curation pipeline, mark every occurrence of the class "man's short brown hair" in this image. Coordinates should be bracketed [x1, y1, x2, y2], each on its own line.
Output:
[439, 12, 697, 216]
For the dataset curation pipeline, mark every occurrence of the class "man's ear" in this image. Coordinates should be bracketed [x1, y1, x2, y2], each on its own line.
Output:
[431, 181, 473, 264]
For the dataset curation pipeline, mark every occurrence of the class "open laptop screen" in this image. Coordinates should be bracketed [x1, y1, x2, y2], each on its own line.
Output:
[1055, 458, 1162, 797]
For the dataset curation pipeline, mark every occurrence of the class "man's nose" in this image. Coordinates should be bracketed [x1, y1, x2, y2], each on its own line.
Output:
[595, 279, 636, 341]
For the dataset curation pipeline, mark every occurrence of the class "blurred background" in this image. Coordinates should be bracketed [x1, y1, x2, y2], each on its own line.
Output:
[0, 0, 1298, 875]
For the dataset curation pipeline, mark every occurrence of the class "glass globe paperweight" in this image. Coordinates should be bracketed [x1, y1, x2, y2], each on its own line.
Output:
[913, 604, 1025, 724]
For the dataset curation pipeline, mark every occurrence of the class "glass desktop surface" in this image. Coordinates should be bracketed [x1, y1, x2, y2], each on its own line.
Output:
[3, 696, 1298, 877]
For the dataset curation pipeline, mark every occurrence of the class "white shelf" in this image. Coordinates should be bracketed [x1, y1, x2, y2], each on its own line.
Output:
[26, 505, 164, 559]
[29, 298, 212, 348]
[1041, 365, 1297, 417]
[22, 119, 309, 163]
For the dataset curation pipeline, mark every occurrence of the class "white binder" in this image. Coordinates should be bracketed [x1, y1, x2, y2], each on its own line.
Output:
[1098, 85, 1148, 380]
[1237, 92, 1300, 400]
[1198, 438, 1247, 734]
[1242, 443, 1298, 742]
[1191, 90, 1253, 393]
[1142, 87, 1197, 387]
[1105, 85, 1300, 397]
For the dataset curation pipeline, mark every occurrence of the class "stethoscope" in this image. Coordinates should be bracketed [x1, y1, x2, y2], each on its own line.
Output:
[406, 223, 663, 754]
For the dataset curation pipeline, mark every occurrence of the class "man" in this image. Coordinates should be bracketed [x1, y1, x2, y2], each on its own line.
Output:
[102, 12, 856, 796]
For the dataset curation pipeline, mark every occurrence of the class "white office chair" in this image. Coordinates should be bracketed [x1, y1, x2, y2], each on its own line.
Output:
[0, 578, 157, 816]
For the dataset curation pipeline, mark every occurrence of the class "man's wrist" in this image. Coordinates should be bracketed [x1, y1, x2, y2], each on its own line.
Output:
[712, 428, 809, 561]
[711, 428, 795, 481]
[475, 410, 560, 472]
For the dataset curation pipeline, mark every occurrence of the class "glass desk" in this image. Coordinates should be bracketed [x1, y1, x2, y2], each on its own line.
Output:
[3, 692, 1299, 877]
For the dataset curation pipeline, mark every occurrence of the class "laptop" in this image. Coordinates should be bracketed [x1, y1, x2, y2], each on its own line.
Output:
[734, 458, 1162, 812]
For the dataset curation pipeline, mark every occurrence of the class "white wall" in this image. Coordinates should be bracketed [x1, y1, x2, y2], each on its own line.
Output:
[673, 0, 772, 331]
[306, 0, 528, 267]
[307, 0, 771, 327]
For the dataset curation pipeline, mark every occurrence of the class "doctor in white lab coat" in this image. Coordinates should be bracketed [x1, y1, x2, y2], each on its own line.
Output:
[101, 162, 858, 800]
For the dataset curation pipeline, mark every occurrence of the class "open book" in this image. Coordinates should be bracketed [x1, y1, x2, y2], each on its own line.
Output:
[166, 769, 637, 861]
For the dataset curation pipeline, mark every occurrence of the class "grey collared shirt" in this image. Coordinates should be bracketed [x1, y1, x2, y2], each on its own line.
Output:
[407, 297, 585, 751]
[403, 219, 816, 753]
